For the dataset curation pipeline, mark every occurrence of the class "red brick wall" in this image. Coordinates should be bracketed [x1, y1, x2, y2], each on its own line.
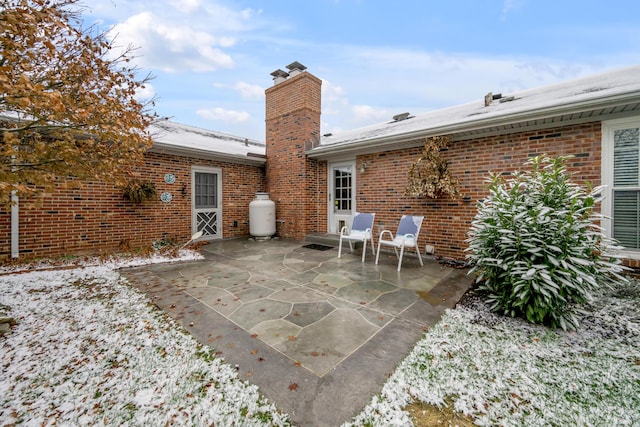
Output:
[265, 72, 322, 240]
[0, 152, 265, 260]
[346, 122, 602, 260]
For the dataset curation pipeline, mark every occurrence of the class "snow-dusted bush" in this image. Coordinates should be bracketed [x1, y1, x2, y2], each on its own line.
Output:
[466, 155, 626, 330]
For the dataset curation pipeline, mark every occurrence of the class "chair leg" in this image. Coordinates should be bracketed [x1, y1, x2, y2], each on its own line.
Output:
[375, 242, 381, 265]
[348, 241, 354, 253]
[338, 238, 343, 258]
[370, 239, 376, 256]
[415, 244, 423, 266]
[397, 245, 405, 271]
[361, 239, 367, 262]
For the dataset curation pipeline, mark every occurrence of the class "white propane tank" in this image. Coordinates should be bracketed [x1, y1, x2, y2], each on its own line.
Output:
[249, 192, 276, 238]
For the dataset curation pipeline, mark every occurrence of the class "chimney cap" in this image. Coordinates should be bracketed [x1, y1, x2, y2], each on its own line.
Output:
[286, 61, 307, 72]
[270, 69, 290, 78]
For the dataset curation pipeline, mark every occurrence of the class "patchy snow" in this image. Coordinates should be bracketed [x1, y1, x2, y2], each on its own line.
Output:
[0, 255, 289, 426]
[149, 120, 265, 159]
[321, 65, 640, 147]
[2, 252, 638, 426]
[0, 249, 204, 275]
[346, 282, 640, 427]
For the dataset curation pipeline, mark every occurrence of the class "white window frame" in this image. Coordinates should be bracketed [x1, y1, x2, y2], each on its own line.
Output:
[601, 117, 640, 259]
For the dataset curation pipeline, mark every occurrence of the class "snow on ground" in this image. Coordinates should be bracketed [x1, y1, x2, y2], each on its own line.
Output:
[1, 251, 639, 426]
[346, 281, 640, 427]
[0, 253, 290, 426]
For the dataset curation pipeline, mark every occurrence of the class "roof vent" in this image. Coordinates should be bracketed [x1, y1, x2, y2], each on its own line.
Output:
[485, 92, 508, 106]
[392, 112, 411, 122]
[270, 69, 289, 85]
[286, 61, 307, 77]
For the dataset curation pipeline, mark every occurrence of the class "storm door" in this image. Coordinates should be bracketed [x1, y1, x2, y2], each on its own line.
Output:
[328, 161, 356, 234]
[192, 166, 222, 240]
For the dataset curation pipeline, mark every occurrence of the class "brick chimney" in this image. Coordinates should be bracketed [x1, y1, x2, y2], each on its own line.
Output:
[265, 62, 322, 240]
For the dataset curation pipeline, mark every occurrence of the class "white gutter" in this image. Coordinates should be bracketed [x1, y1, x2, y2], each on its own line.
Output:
[11, 191, 18, 258]
[307, 91, 640, 159]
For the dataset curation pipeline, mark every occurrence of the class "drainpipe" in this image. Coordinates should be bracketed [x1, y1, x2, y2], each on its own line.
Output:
[11, 191, 18, 258]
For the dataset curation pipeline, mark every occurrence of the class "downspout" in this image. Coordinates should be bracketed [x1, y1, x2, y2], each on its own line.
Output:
[10, 152, 18, 258]
[11, 191, 18, 258]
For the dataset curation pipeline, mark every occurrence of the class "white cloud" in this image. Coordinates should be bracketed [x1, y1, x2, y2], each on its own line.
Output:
[351, 105, 390, 123]
[321, 80, 346, 103]
[135, 83, 156, 101]
[196, 107, 250, 123]
[168, 0, 201, 13]
[108, 11, 235, 72]
[212, 81, 264, 99]
[233, 82, 264, 99]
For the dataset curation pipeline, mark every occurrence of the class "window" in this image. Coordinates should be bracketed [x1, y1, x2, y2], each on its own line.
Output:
[195, 172, 218, 209]
[602, 118, 640, 256]
[333, 166, 352, 212]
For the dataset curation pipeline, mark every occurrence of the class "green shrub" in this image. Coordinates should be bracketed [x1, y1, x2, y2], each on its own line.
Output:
[466, 155, 626, 330]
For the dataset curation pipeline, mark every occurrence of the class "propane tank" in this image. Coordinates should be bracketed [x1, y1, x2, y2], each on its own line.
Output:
[249, 192, 276, 237]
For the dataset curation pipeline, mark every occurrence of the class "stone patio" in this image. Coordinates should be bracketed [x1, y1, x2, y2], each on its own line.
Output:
[122, 238, 473, 426]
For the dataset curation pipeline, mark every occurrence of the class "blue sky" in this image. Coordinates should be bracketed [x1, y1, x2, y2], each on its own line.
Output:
[85, 0, 640, 141]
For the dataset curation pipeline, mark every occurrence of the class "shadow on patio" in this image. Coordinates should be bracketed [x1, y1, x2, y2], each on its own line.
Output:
[122, 238, 474, 426]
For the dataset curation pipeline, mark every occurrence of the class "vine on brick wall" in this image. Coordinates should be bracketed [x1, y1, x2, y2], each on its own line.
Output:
[405, 135, 460, 199]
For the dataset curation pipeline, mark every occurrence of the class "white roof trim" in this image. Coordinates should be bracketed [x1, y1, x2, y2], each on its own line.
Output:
[308, 65, 640, 159]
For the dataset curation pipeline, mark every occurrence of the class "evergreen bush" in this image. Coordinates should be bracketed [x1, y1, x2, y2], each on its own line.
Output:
[466, 155, 626, 330]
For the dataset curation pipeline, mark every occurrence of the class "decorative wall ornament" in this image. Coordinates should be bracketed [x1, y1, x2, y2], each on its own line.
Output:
[164, 173, 176, 184]
[160, 192, 173, 203]
[405, 135, 460, 199]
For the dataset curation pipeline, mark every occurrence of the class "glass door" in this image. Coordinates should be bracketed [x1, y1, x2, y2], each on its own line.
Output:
[328, 161, 355, 234]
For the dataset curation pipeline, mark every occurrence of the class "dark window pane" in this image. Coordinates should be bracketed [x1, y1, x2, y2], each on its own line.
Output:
[613, 190, 640, 249]
[614, 128, 639, 187]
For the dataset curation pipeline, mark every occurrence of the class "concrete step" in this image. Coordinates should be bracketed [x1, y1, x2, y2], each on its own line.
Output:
[304, 233, 340, 247]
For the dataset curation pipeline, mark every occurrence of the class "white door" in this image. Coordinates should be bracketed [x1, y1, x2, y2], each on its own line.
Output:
[328, 161, 355, 234]
[192, 167, 222, 240]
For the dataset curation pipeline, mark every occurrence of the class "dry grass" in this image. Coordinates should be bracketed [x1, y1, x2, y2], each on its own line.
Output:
[406, 399, 477, 427]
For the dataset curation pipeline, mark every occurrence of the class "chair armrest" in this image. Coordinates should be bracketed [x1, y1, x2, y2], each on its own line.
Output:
[378, 229, 394, 241]
[398, 233, 417, 245]
[340, 225, 350, 236]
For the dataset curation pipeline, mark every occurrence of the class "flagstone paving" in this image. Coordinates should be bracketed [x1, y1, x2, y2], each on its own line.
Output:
[122, 238, 473, 426]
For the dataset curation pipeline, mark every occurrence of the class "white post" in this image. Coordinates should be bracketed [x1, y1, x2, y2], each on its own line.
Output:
[11, 191, 18, 258]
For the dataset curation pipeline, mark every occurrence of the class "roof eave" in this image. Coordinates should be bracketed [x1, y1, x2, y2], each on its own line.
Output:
[307, 91, 640, 160]
[149, 142, 266, 166]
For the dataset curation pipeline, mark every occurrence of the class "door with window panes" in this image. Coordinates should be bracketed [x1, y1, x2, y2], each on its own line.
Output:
[192, 167, 222, 240]
[328, 161, 355, 234]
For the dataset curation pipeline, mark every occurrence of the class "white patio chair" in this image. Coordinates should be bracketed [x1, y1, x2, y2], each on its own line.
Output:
[338, 212, 376, 262]
[375, 215, 424, 271]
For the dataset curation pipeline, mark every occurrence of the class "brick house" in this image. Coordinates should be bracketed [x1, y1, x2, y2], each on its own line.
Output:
[265, 63, 640, 265]
[4, 62, 640, 266]
[0, 119, 266, 259]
